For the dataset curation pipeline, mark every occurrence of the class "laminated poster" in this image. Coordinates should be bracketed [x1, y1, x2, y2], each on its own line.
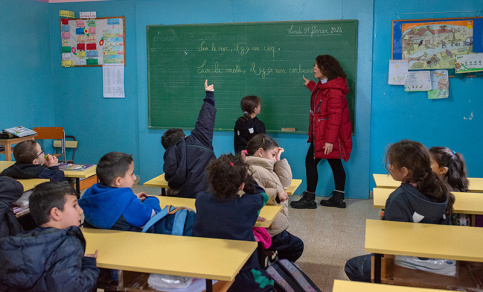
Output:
[404, 71, 431, 92]
[428, 70, 449, 99]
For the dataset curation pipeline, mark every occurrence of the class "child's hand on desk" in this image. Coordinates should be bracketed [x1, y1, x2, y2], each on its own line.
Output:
[277, 191, 288, 202]
[85, 249, 98, 258]
[136, 192, 147, 202]
[44, 154, 59, 167]
[257, 216, 266, 222]
[204, 79, 214, 92]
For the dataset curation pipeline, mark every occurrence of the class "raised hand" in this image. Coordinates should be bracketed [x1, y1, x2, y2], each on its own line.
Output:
[302, 75, 310, 86]
[204, 79, 214, 92]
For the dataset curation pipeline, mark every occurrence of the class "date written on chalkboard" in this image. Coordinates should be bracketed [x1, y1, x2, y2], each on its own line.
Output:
[287, 24, 343, 37]
[197, 41, 279, 58]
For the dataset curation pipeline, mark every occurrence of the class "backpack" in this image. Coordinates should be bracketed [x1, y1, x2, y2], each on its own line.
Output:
[266, 259, 321, 292]
[142, 205, 196, 236]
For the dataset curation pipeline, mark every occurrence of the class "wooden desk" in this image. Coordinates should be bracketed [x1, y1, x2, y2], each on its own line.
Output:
[373, 188, 483, 215]
[63, 166, 97, 197]
[1, 161, 49, 191]
[373, 173, 483, 193]
[82, 228, 257, 292]
[155, 196, 282, 229]
[365, 219, 483, 283]
[285, 179, 302, 195]
[332, 280, 448, 292]
[145, 174, 303, 197]
[0, 135, 37, 161]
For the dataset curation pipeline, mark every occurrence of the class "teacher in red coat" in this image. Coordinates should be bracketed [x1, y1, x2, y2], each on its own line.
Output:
[291, 55, 353, 209]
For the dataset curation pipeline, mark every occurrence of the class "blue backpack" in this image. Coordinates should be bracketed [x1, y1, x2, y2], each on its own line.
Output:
[142, 205, 196, 236]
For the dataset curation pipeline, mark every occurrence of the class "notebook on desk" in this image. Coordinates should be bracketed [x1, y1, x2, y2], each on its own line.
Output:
[2, 126, 37, 138]
[59, 163, 95, 171]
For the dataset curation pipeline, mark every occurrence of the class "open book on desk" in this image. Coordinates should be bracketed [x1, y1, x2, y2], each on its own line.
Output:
[59, 163, 95, 171]
[3, 126, 36, 138]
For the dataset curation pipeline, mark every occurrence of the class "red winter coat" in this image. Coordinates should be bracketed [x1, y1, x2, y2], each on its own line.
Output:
[307, 77, 352, 161]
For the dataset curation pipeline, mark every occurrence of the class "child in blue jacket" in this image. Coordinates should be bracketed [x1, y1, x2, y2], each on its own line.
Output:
[161, 79, 216, 198]
[79, 152, 161, 231]
[0, 182, 99, 292]
[1, 140, 66, 182]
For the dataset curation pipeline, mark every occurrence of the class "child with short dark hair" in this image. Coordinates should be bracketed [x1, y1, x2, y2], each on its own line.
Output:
[193, 154, 274, 292]
[1, 140, 66, 182]
[161, 79, 216, 198]
[234, 95, 266, 153]
[0, 182, 99, 291]
[345, 140, 454, 282]
[245, 134, 304, 262]
[79, 152, 161, 231]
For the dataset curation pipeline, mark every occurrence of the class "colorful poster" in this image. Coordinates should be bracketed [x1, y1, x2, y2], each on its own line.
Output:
[401, 20, 473, 70]
[428, 70, 449, 99]
[404, 71, 431, 92]
[388, 59, 408, 85]
[455, 53, 483, 73]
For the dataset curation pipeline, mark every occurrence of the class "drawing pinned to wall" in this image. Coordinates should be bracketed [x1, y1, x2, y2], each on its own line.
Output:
[59, 16, 125, 67]
[404, 71, 431, 92]
[428, 70, 449, 99]
[388, 59, 408, 85]
[401, 20, 473, 70]
[455, 53, 483, 73]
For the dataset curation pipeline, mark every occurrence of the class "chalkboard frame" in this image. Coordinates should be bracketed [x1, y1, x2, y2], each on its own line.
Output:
[147, 20, 358, 134]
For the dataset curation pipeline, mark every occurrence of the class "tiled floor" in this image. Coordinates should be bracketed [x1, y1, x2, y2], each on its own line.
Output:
[127, 185, 380, 291]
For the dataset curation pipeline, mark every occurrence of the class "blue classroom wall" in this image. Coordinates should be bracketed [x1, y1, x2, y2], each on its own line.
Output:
[0, 0, 55, 160]
[371, 0, 483, 186]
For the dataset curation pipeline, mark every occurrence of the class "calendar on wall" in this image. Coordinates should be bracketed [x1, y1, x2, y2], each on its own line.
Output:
[60, 16, 125, 67]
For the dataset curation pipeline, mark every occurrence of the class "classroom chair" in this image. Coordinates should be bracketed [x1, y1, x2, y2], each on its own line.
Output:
[53, 135, 77, 163]
[33, 127, 66, 163]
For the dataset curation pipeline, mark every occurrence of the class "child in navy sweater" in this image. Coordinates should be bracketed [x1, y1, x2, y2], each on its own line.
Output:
[193, 154, 274, 292]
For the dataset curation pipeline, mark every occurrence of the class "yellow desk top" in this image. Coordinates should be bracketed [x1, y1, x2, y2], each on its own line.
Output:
[373, 188, 483, 215]
[82, 228, 256, 281]
[0, 160, 15, 172]
[17, 178, 49, 191]
[373, 173, 483, 193]
[285, 179, 302, 195]
[155, 196, 282, 228]
[365, 219, 483, 262]
[62, 165, 97, 178]
[332, 280, 448, 292]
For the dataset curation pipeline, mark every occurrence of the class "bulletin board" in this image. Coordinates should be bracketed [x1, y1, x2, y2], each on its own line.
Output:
[60, 16, 125, 67]
[147, 20, 358, 133]
[391, 17, 483, 70]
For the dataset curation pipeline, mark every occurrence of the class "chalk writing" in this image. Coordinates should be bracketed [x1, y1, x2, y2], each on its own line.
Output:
[196, 41, 279, 58]
[287, 24, 343, 37]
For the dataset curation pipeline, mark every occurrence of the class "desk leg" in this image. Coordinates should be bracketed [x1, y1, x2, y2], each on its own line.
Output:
[75, 178, 80, 199]
[374, 253, 382, 283]
[161, 187, 166, 196]
[5, 142, 12, 161]
[206, 279, 212, 292]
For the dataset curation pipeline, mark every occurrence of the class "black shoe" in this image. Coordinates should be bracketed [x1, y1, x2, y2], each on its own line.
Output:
[290, 191, 317, 209]
[320, 190, 346, 208]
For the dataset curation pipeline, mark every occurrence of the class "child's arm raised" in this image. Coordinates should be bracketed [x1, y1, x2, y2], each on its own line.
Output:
[190, 79, 216, 148]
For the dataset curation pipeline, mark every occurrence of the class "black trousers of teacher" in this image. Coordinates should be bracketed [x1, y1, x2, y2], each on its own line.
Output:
[305, 143, 346, 193]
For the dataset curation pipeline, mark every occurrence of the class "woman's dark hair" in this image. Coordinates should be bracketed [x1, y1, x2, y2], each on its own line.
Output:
[29, 182, 77, 226]
[315, 55, 347, 81]
[206, 154, 248, 199]
[385, 140, 454, 217]
[239, 95, 261, 120]
[245, 134, 279, 156]
[429, 147, 469, 192]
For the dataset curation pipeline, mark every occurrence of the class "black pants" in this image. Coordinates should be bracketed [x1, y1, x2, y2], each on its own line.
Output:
[344, 254, 372, 282]
[305, 143, 346, 193]
[268, 230, 304, 263]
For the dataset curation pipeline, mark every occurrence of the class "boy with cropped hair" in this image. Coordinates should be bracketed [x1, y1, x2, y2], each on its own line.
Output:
[0, 182, 99, 291]
[161, 79, 217, 198]
[79, 152, 161, 231]
[0, 140, 66, 182]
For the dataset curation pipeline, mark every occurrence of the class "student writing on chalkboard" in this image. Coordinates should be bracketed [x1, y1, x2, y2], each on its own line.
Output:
[290, 55, 352, 210]
[234, 95, 266, 153]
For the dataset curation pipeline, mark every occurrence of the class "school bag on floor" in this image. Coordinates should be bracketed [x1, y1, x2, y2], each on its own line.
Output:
[266, 259, 321, 292]
[142, 205, 195, 236]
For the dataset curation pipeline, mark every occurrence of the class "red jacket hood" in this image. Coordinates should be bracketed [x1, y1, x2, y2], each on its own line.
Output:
[315, 77, 349, 95]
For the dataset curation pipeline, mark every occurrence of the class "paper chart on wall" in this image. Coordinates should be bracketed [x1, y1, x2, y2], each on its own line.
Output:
[388, 60, 409, 85]
[404, 71, 431, 92]
[455, 53, 483, 73]
[103, 64, 125, 98]
[428, 70, 449, 99]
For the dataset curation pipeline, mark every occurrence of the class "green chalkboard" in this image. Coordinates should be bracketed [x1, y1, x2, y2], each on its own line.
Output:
[147, 20, 358, 134]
